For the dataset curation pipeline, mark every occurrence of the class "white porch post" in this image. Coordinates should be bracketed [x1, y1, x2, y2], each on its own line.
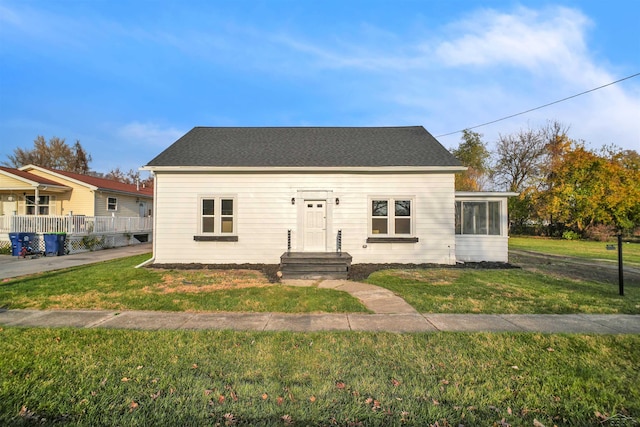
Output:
[34, 187, 39, 216]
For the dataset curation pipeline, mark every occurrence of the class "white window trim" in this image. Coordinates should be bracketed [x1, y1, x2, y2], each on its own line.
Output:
[455, 200, 502, 236]
[198, 195, 237, 235]
[107, 197, 118, 211]
[368, 196, 415, 237]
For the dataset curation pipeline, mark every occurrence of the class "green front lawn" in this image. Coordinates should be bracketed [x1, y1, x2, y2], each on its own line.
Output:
[365, 269, 640, 314]
[1, 327, 638, 426]
[0, 254, 367, 313]
[510, 236, 640, 265]
[3, 253, 639, 314]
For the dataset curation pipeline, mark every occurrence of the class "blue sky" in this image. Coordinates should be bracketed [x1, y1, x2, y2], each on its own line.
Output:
[1, 0, 639, 177]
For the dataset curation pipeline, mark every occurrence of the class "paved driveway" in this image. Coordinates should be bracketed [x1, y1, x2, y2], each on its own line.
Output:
[0, 243, 152, 280]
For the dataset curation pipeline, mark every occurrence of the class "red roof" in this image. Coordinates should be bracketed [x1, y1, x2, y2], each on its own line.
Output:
[39, 167, 154, 197]
[12, 166, 153, 197]
[0, 166, 68, 187]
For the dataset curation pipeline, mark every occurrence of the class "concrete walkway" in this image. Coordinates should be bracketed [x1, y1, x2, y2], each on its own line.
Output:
[0, 243, 152, 280]
[1, 309, 638, 333]
[285, 279, 419, 314]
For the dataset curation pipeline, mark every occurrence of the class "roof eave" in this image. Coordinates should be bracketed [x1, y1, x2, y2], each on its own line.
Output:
[141, 165, 467, 173]
[95, 188, 153, 198]
[19, 165, 99, 191]
[455, 191, 520, 197]
[0, 170, 70, 190]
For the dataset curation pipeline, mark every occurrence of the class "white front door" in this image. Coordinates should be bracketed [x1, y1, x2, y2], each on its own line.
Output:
[303, 200, 326, 251]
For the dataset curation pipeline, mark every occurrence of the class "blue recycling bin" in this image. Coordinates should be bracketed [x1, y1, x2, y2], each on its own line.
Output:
[44, 233, 67, 256]
[9, 232, 36, 256]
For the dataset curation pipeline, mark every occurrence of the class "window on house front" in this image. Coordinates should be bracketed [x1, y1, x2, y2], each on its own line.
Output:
[201, 197, 235, 234]
[107, 197, 118, 211]
[371, 198, 412, 235]
[455, 201, 501, 235]
[25, 195, 54, 215]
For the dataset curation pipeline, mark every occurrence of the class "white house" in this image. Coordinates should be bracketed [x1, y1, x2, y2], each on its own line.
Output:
[143, 126, 515, 278]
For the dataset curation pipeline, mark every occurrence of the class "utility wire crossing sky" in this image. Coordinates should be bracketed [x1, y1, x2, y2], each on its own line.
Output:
[436, 73, 640, 138]
[1, 0, 639, 175]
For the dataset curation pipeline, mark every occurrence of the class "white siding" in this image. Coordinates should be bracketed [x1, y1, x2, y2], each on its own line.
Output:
[454, 235, 509, 262]
[152, 172, 456, 265]
[94, 192, 153, 218]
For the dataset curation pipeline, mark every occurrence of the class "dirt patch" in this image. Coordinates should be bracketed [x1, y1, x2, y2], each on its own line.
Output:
[38, 291, 126, 310]
[150, 263, 281, 283]
[509, 250, 640, 286]
[144, 269, 271, 294]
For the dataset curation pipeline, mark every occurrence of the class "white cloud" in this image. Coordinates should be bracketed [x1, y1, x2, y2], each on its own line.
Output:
[118, 122, 184, 147]
[376, 6, 639, 150]
[435, 6, 591, 72]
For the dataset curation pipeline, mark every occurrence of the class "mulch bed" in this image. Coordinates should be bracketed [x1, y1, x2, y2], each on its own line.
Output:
[151, 261, 518, 283]
[348, 262, 519, 281]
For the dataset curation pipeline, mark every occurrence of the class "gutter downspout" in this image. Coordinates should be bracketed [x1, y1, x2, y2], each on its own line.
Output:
[135, 257, 155, 268]
[135, 172, 156, 269]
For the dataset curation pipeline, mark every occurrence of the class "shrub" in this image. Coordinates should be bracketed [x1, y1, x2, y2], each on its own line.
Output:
[562, 230, 581, 240]
[585, 224, 616, 241]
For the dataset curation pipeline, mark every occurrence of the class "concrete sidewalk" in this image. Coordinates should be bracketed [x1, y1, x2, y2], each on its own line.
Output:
[1, 309, 638, 334]
[0, 243, 152, 280]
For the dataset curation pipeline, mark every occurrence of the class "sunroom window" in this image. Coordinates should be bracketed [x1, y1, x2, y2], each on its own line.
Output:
[455, 201, 501, 235]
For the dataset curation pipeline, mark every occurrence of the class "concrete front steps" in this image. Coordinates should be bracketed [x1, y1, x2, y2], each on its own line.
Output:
[280, 252, 352, 279]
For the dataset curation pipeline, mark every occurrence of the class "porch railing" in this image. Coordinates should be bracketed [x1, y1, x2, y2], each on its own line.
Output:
[0, 215, 153, 235]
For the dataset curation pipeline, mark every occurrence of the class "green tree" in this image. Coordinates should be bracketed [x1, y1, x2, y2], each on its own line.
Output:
[451, 129, 490, 191]
[4, 136, 92, 173]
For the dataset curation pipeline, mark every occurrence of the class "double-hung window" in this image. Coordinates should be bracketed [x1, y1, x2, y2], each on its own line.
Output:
[370, 198, 413, 236]
[200, 196, 236, 235]
[455, 201, 501, 235]
[107, 197, 118, 211]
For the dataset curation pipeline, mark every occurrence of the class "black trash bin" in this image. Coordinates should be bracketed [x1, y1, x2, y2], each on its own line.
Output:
[44, 233, 67, 256]
[9, 232, 37, 256]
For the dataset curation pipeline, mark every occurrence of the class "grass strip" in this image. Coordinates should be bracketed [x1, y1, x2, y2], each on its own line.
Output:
[1, 327, 638, 426]
[366, 269, 640, 314]
[510, 237, 640, 265]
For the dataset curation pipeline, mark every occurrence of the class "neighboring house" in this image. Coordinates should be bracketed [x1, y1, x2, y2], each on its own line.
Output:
[0, 166, 70, 216]
[1, 165, 154, 253]
[0, 165, 153, 218]
[143, 126, 516, 277]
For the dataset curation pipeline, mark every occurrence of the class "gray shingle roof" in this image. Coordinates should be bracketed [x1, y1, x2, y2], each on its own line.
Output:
[145, 126, 462, 168]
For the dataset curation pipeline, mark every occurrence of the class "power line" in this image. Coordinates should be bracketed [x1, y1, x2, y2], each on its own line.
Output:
[435, 72, 640, 138]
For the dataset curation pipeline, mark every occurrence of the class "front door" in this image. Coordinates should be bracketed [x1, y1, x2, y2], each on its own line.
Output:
[303, 200, 326, 251]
